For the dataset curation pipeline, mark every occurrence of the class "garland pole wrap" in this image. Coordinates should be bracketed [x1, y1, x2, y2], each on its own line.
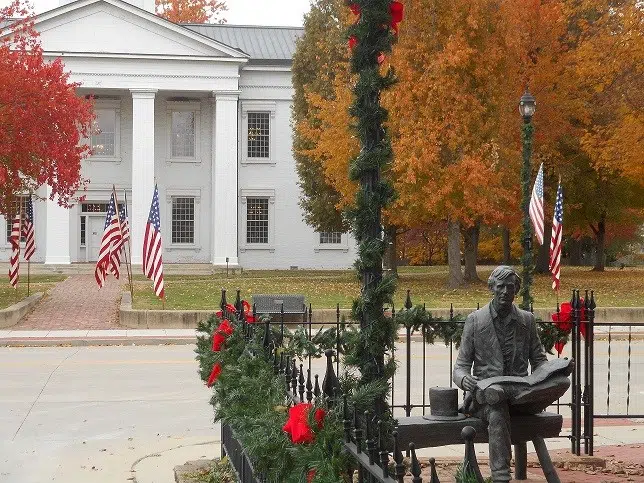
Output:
[347, 0, 402, 417]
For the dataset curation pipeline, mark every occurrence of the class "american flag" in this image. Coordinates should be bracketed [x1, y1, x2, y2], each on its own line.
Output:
[94, 193, 122, 288]
[109, 203, 130, 279]
[549, 182, 564, 291]
[529, 163, 545, 245]
[143, 185, 164, 299]
[23, 195, 35, 261]
[9, 214, 20, 288]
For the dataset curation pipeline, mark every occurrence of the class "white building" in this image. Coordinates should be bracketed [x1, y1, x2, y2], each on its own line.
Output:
[2, 0, 357, 269]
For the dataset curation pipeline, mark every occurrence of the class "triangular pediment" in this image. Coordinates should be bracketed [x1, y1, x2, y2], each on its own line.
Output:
[33, 0, 247, 58]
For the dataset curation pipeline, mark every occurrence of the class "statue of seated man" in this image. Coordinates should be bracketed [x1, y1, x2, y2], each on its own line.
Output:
[453, 265, 572, 483]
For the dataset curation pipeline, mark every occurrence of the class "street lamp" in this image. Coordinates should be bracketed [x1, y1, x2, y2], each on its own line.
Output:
[519, 89, 536, 310]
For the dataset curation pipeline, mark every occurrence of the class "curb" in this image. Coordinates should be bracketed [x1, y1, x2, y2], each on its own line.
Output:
[0, 293, 44, 329]
[0, 335, 197, 347]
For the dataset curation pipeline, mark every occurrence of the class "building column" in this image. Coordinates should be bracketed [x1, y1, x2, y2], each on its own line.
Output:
[130, 89, 157, 266]
[212, 91, 240, 266]
[44, 185, 71, 264]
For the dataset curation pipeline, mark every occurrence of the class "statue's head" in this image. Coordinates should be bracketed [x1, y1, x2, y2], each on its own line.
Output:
[488, 266, 521, 313]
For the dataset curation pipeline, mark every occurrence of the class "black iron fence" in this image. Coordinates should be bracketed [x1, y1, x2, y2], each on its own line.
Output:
[218, 285, 643, 480]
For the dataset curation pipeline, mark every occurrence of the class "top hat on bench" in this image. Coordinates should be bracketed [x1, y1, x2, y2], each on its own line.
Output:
[423, 386, 466, 421]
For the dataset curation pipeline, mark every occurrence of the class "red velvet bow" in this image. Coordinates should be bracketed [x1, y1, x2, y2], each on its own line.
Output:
[207, 362, 222, 387]
[551, 301, 588, 338]
[216, 303, 238, 318]
[212, 319, 234, 351]
[554, 340, 566, 355]
[242, 300, 256, 323]
[348, 3, 360, 16]
[390, 1, 404, 34]
[307, 469, 316, 483]
[282, 403, 326, 444]
[348, 35, 358, 50]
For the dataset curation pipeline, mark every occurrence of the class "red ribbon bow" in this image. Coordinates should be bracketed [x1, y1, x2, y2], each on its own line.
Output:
[242, 300, 256, 323]
[390, 1, 404, 34]
[551, 300, 588, 338]
[212, 319, 234, 351]
[206, 362, 222, 387]
[282, 403, 326, 444]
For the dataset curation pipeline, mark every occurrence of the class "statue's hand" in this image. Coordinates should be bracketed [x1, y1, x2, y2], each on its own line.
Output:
[462, 375, 479, 392]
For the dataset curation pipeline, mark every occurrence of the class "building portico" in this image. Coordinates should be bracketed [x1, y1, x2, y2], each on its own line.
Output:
[1, 0, 358, 270]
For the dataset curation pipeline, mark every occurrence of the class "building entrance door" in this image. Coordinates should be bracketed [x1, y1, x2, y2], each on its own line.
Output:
[88, 216, 105, 261]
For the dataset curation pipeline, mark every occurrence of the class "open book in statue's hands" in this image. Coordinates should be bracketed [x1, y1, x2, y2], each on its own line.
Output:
[476, 358, 574, 392]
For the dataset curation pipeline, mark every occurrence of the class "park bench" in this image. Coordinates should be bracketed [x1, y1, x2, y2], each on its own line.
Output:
[252, 294, 306, 316]
[396, 412, 563, 483]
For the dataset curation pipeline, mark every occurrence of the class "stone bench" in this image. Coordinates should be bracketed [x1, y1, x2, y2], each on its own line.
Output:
[396, 412, 563, 483]
[252, 294, 306, 315]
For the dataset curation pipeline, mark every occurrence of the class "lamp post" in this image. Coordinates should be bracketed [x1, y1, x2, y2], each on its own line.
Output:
[518, 90, 536, 310]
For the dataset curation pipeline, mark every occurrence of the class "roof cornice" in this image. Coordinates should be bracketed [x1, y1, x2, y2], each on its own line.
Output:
[33, 0, 250, 59]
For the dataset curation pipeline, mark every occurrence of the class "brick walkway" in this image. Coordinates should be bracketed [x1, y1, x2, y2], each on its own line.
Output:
[13, 275, 124, 330]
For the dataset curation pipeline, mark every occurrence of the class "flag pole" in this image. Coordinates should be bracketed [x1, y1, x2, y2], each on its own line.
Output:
[122, 190, 134, 302]
[27, 194, 30, 297]
[16, 201, 22, 304]
[112, 186, 130, 301]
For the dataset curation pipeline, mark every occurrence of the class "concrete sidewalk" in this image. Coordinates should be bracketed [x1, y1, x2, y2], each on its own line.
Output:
[0, 328, 198, 346]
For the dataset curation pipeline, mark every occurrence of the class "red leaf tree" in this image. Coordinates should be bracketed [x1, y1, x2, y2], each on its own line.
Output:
[0, 0, 94, 215]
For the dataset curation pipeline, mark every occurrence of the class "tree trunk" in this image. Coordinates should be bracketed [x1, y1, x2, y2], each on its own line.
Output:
[383, 225, 398, 276]
[591, 213, 606, 271]
[535, 222, 552, 273]
[447, 219, 463, 288]
[502, 226, 511, 265]
[463, 222, 481, 283]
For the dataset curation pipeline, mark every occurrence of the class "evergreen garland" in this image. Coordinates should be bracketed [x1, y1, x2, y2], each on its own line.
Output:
[519, 121, 535, 310]
[195, 315, 350, 482]
[345, 0, 399, 417]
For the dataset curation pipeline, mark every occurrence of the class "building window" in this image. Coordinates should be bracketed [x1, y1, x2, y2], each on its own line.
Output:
[319, 232, 342, 244]
[241, 102, 275, 165]
[171, 197, 195, 244]
[246, 198, 269, 244]
[171, 111, 196, 158]
[80, 216, 86, 246]
[5, 196, 28, 243]
[167, 101, 201, 162]
[81, 203, 109, 213]
[91, 109, 117, 156]
[247, 112, 270, 159]
[88, 100, 121, 160]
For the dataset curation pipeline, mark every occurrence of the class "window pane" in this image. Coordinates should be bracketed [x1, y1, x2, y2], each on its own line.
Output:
[246, 198, 268, 244]
[80, 216, 86, 246]
[171, 111, 196, 158]
[171, 197, 194, 244]
[81, 203, 109, 213]
[247, 112, 270, 158]
[6, 196, 28, 243]
[91, 109, 116, 156]
[319, 232, 342, 244]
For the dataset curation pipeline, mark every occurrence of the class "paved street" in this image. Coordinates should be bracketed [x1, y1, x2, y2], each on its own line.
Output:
[0, 345, 217, 483]
[0, 341, 642, 482]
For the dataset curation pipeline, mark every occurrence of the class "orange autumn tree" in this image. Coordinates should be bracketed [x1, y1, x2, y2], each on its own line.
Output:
[292, 0, 351, 233]
[0, 1, 94, 215]
[555, 0, 644, 270]
[156, 0, 227, 23]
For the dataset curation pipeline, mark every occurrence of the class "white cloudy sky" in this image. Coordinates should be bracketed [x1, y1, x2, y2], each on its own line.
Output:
[1, 0, 312, 26]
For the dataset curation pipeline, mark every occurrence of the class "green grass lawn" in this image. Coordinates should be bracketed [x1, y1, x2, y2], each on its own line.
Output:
[131, 266, 644, 310]
[0, 275, 67, 310]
